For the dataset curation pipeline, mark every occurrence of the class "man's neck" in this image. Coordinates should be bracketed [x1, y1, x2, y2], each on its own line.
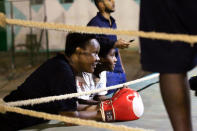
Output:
[100, 11, 112, 25]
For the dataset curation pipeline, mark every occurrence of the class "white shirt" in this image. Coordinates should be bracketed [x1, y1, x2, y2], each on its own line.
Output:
[76, 71, 107, 100]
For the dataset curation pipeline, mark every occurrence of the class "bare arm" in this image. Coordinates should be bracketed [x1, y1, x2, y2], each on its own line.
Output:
[78, 98, 99, 105]
[93, 95, 109, 101]
[117, 50, 126, 73]
[114, 39, 131, 49]
[59, 104, 102, 121]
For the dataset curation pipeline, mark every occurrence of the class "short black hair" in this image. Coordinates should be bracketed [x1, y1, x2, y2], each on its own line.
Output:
[94, 0, 103, 9]
[65, 33, 96, 57]
[97, 37, 115, 58]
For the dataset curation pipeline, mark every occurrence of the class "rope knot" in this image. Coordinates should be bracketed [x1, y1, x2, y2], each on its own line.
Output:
[0, 12, 6, 28]
[0, 99, 6, 114]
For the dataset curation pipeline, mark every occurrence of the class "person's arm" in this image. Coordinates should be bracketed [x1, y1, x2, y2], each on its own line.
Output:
[189, 75, 197, 96]
[59, 104, 102, 121]
[78, 98, 99, 105]
[93, 95, 109, 101]
[59, 110, 102, 121]
[117, 50, 126, 73]
[60, 87, 144, 122]
[53, 60, 102, 122]
[114, 39, 131, 49]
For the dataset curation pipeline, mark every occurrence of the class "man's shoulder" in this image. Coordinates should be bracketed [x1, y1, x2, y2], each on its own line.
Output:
[87, 12, 106, 26]
[49, 54, 71, 70]
[32, 54, 73, 80]
[89, 15, 97, 21]
[87, 16, 99, 26]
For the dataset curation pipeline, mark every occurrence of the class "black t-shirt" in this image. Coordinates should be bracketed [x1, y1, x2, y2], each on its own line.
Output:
[0, 54, 77, 130]
[139, 0, 197, 73]
[140, 0, 197, 35]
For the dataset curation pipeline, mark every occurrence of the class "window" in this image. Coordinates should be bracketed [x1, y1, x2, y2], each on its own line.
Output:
[30, 0, 43, 5]
[60, 0, 74, 4]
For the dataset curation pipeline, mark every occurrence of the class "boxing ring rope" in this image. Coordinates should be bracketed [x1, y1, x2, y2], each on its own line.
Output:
[0, 13, 197, 45]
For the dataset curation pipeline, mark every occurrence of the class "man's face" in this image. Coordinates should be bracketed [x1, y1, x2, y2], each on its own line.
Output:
[78, 39, 100, 73]
[102, 0, 115, 13]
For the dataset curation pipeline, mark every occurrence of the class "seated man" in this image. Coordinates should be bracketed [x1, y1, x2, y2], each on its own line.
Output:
[0, 33, 143, 130]
[0, 33, 101, 130]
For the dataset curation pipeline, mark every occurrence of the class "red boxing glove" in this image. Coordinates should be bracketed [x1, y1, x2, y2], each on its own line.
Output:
[100, 88, 144, 122]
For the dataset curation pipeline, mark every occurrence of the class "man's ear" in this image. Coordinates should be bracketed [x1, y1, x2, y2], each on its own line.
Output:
[76, 47, 82, 55]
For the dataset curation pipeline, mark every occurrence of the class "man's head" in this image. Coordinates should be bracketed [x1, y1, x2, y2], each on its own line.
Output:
[65, 33, 100, 73]
[94, 0, 115, 13]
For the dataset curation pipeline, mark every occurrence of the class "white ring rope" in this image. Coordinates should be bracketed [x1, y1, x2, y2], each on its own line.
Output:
[5, 73, 159, 107]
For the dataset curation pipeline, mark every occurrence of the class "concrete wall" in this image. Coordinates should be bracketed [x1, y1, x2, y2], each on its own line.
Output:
[5, 0, 140, 51]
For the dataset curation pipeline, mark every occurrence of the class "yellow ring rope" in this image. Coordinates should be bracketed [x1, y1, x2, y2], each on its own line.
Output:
[0, 13, 197, 45]
[0, 103, 153, 131]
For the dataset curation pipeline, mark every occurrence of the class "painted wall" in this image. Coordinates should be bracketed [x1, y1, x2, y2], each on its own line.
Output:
[5, 0, 140, 51]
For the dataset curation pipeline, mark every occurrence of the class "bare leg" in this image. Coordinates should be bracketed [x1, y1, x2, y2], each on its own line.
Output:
[160, 73, 193, 131]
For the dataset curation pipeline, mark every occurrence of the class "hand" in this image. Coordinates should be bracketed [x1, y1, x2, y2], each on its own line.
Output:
[114, 39, 130, 49]
[122, 85, 129, 88]
[189, 76, 197, 96]
[189, 75, 197, 91]
[100, 88, 144, 122]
